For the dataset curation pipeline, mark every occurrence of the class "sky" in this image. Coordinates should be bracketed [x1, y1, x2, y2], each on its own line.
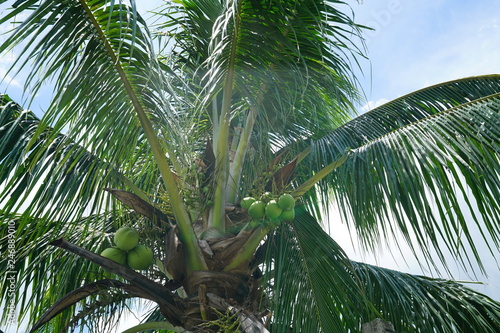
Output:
[352, 0, 500, 110]
[1, 0, 500, 332]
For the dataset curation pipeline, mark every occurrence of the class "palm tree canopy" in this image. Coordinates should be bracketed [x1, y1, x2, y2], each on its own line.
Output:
[0, 0, 499, 332]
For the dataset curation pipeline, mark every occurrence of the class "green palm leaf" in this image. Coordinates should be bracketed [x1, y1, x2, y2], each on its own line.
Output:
[301, 75, 500, 272]
[354, 262, 500, 333]
[0, 0, 174, 207]
[0, 208, 170, 332]
[0, 212, 118, 331]
[317, 74, 500, 153]
[0, 95, 154, 220]
[264, 208, 500, 332]
[160, 0, 365, 152]
[265, 206, 369, 332]
[0, 95, 161, 331]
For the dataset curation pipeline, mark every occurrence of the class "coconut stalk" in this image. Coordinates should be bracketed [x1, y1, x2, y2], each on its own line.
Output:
[227, 106, 257, 204]
[223, 226, 269, 272]
[292, 152, 351, 198]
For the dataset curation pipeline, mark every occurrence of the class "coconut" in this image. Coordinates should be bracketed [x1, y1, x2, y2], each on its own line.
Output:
[278, 193, 295, 211]
[240, 196, 256, 210]
[248, 201, 266, 219]
[267, 217, 282, 227]
[114, 227, 140, 251]
[265, 200, 282, 219]
[100, 247, 127, 265]
[280, 208, 295, 221]
[127, 245, 154, 270]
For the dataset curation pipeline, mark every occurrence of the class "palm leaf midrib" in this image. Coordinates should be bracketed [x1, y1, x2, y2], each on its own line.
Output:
[355, 90, 500, 153]
[320, 74, 500, 154]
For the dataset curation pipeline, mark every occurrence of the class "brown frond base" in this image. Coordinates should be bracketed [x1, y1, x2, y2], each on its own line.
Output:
[161, 229, 268, 331]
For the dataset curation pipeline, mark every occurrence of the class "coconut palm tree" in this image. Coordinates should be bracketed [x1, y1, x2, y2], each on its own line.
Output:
[1, 0, 499, 332]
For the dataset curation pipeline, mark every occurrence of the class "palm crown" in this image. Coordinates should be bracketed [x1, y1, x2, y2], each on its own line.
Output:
[0, 0, 499, 332]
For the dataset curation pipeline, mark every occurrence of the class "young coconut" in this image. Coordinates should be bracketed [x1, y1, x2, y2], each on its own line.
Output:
[267, 217, 282, 228]
[127, 245, 154, 270]
[114, 227, 139, 251]
[248, 200, 266, 219]
[100, 247, 127, 265]
[280, 208, 295, 221]
[240, 196, 256, 210]
[265, 200, 282, 219]
[278, 193, 295, 211]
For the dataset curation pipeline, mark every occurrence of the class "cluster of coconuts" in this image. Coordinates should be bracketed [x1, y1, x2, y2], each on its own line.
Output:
[241, 193, 296, 226]
[100, 227, 153, 270]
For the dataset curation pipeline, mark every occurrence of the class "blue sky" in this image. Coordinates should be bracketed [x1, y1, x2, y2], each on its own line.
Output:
[1, 1, 500, 332]
[352, 0, 500, 110]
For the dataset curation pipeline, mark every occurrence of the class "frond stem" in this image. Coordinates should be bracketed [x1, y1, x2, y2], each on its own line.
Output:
[210, 0, 243, 232]
[227, 106, 257, 203]
[223, 226, 269, 272]
[292, 152, 350, 198]
[112, 171, 149, 202]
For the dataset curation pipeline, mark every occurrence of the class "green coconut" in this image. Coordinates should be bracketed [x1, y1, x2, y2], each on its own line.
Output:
[240, 196, 256, 210]
[100, 247, 127, 265]
[248, 200, 266, 219]
[278, 193, 295, 211]
[114, 227, 140, 251]
[265, 200, 282, 219]
[267, 217, 282, 227]
[280, 208, 295, 221]
[127, 245, 154, 270]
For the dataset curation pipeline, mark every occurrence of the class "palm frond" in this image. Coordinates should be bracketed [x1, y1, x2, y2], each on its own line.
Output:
[0, 208, 171, 331]
[0, 96, 164, 330]
[314, 74, 500, 158]
[0, 95, 158, 222]
[0, 0, 171, 219]
[0, 212, 115, 331]
[0, 0, 192, 171]
[354, 262, 500, 333]
[264, 206, 500, 333]
[299, 75, 500, 272]
[159, 0, 365, 146]
[29, 279, 136, 333]
[265, 206, 370, 332]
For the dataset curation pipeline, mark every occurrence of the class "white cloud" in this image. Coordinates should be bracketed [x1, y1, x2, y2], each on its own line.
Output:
[359, 98, 389, 113]
[0, 66, 21, 88]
